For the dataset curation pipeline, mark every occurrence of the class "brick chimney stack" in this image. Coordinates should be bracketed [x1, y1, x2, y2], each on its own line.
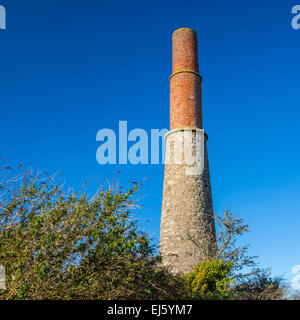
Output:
[159, 28, 216, 275]
[170, 28, 202, 130]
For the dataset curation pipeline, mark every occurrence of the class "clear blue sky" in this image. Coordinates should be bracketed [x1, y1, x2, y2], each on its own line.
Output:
[1, 0, 300, 283]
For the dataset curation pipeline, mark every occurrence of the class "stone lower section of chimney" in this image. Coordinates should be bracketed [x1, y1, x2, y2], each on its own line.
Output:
[160, 129, 216, 275]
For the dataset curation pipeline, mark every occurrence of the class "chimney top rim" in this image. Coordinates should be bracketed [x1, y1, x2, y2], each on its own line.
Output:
[173, 27, 196, 35]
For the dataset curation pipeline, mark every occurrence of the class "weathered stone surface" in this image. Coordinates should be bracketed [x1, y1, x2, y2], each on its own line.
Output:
[160, 130, 216, 275]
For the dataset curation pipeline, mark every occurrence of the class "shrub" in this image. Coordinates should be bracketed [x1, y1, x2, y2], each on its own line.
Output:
[0, 168, 180, 300]
[184, 260, 234, 299]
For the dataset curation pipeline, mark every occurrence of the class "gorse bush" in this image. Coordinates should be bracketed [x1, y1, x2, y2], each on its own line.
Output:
[184, 260, 234, 300]
[0, 168, 180, 300]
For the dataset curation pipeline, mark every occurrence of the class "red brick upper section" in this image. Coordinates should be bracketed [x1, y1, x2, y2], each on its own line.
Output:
[170, 28, 203, 130]
[172, 28, 199, 73]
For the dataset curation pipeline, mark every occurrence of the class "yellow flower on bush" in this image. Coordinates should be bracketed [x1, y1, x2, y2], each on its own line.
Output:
[184, 260, 235, 299]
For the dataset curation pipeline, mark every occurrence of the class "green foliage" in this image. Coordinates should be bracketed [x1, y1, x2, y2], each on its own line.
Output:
[0, 169, 180, 300]
[184, 260, 235, 299]
[0, 166, 289, 300]
[215, 210, 257, 281]
[214, 211, 287, 300]
[234, 268, 287, 300]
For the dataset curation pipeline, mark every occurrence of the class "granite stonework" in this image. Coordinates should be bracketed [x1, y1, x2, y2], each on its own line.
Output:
[160, 129, 216, 275]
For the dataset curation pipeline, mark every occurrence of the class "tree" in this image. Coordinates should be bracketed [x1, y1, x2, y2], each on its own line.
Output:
[0, 167, 180, 300]
[214, 210, 287, 299]
[187, 210, 287, 300]
[234, 268, 287, 300]
[215, 210, 257, 281]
